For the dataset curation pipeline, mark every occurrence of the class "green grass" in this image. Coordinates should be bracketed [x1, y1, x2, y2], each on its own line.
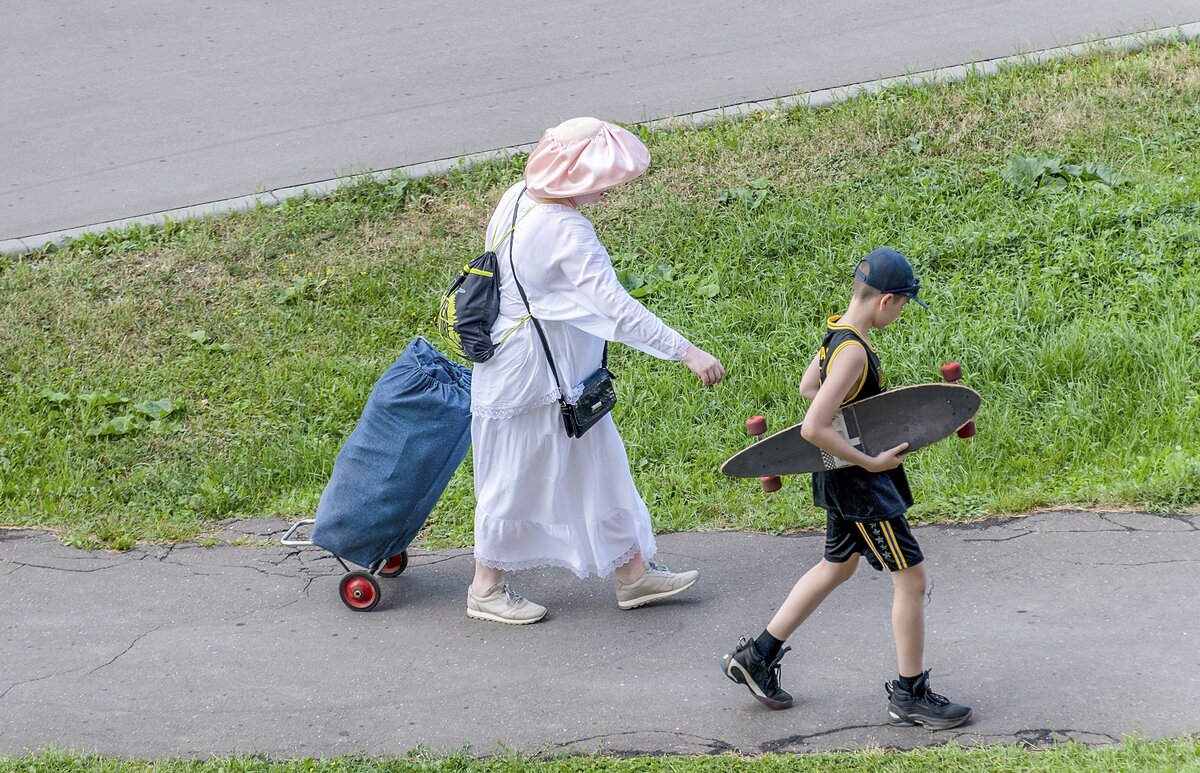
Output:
[4, 739, 1200, 772]
[2, 41, 1200, 548]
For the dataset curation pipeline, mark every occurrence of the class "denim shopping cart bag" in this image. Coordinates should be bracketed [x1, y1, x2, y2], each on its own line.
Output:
[311, 337, 472, 569]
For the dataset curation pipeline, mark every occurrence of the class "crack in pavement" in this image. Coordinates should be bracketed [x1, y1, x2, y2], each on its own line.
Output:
[1009, 727, 1121, 747]
[1045, 517, 1199, 535]
[271, 578, 318, 612]
[757, 721, 888, 752]
[266, 549, 305, 567]
[144, 544, 180, 562]
[220, 562, 321, 581]
[0, 665, 85, 702]
[963, 529, 1035, 543]
[1089, 513, 1200, 533]
[1037, 527, 1168, 535]
[231, 576, 319, 620]
[548, 729, 734, 756]
[1042, 556, 1198, 568]
[1098, 558, 1199, 568]
[87, 626, 163, 676]
[2, 559, 127, 573]
[408, 552, 472, 568]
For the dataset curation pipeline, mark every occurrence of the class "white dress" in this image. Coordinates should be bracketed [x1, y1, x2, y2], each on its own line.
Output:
[471, 182, 690, 578]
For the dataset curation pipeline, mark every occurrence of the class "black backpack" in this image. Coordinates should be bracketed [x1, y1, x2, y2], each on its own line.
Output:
[437, 189, 526, 363]
[438, 249, 501, 363]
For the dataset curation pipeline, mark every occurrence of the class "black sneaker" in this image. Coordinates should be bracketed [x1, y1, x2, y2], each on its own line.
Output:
[885, 671, 972, 730]
[721, 636, 794, 710]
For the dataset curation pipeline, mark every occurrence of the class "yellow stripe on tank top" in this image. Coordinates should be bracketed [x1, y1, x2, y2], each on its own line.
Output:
[826, 340, 869, 405]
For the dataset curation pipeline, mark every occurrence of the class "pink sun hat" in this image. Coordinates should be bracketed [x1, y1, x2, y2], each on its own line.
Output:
[524, 117, 650, 199]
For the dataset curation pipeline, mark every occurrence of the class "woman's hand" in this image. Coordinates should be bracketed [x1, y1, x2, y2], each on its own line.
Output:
[682, 345, 725, 387]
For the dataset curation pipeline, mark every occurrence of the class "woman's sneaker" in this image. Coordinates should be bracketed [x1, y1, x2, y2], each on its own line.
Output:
[466, 582, 547, 625]
[885, 671, 972, 730]
[614, 562, 699, 609]
[721, 637, 794, 709]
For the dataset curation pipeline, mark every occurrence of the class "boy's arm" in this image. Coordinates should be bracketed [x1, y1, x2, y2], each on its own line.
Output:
[799, 343, 908, 472]
[798, 352, 821, 400]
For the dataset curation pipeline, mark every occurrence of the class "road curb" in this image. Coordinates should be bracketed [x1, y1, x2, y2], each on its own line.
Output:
[3, 21, 1197, 257]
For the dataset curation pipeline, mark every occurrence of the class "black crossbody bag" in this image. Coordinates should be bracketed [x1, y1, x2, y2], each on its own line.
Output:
[507, 188, 618, 439]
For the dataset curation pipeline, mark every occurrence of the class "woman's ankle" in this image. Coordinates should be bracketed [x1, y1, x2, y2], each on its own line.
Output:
[615, 562, 646, 585]
[471, 564, 503, 596]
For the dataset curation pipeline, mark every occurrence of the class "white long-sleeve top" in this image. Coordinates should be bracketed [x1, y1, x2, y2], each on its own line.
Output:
[470, 182, 690, 419]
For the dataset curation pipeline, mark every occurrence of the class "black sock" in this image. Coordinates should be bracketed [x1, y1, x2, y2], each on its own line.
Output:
[753, 630, 784, 662]
[897, 673, 921, 692]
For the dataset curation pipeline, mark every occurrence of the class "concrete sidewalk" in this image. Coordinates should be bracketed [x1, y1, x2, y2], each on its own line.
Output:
[2, 510, 1197, 757]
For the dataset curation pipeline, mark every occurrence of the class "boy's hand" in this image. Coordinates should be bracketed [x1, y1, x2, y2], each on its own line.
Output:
[865, 442, 909, 472]
[682, 344, 725, 387]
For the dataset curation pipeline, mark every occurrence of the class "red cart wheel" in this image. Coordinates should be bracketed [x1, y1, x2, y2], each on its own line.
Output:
[377, 551, 409, 578]
[339, 571, 381, 612]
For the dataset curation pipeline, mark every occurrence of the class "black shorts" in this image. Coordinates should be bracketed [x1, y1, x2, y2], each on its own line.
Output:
[825, 510, 924, 572]
[813, 465, 913, 522]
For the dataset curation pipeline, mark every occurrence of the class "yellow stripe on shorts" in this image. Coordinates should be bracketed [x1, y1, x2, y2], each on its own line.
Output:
[881, 521, 908, 570]
[855, 522, 889, 568]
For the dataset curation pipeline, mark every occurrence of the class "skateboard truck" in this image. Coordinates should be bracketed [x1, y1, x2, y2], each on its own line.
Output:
[940, 362, 977, 438]
[745, 416, 783, 492]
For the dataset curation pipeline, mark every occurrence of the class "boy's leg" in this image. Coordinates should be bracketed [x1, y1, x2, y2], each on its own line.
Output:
[763, 509, 865, 642]
[720, 512, 861, 709]
[890, 563, 926, 678]
[767, 556, 859, 640]
[869, 516, 971, 730]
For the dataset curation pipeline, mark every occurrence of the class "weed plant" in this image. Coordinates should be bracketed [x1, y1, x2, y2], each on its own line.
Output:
[2, 43, 1199, 548]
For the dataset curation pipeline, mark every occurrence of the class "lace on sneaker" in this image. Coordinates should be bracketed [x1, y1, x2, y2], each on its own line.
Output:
[919, 679, 953, 706]
[912, 670, 950, 705]
[924, 689, 951, 706]
[498, 582, 523, 605]
[645, 562, 671, 575]
[767, 645, 792, 687]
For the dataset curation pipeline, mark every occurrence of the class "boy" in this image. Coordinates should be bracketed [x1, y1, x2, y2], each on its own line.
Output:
[721, 247, 971, 730]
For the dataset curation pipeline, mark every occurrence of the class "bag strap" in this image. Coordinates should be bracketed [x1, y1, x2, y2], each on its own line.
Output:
[485, 189, 539, 347]
[506, 187, 607, 401]
[487, 189, 541, 253]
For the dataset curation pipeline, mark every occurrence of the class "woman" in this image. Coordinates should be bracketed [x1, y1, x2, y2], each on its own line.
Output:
[468, 117, 725, 624]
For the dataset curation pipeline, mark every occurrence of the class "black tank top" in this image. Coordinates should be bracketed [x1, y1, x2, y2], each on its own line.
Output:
[811, 315, 912, 521]
[817, 316, 883, 404]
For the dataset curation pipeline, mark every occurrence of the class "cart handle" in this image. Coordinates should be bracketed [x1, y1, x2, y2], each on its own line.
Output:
[280, 518, 316, 546]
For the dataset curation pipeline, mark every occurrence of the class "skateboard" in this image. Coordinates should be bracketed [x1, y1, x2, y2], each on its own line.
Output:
[722, 374, 979, 481]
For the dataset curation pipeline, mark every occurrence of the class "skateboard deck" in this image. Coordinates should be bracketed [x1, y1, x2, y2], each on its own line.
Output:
[721, 383, 980, 477]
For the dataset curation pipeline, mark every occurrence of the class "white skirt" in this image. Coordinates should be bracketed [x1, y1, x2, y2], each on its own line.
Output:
[472, 402, 657, 578]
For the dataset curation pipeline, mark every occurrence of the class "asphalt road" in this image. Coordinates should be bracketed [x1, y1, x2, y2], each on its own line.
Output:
[3, 511, 1197, 757]
[3, 1, 1198, 244]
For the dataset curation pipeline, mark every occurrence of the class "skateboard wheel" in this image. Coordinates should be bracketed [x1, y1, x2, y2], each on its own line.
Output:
[339, 571, 381, 612]
[941, 362, 962, 382]
[957, 420, 977, 439]
[377, 551, 408, 578]
[760, 475, 782, 493]
[746, 415, 767, 437]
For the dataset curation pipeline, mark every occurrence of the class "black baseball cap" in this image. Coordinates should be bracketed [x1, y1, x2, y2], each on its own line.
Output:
[854, 247, 929, 309]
